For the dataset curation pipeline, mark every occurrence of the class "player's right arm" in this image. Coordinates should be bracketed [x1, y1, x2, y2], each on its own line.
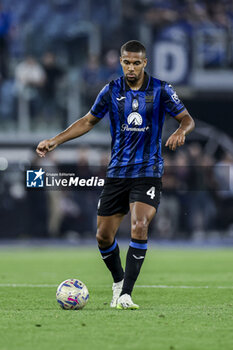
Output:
[36, 112, 100, 157]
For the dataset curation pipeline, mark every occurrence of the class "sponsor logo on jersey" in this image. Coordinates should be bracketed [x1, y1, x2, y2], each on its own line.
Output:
[121, 112, 150, 132]
[127, 112, 143, 126]
[116, 96, 126, 101]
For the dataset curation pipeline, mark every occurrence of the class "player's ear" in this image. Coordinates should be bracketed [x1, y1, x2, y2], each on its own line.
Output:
[120, 56, 123, 66]
[143, 58, 147, 68]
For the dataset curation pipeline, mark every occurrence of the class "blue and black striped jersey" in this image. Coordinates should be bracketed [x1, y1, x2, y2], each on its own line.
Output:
[90, 73, 185, 178]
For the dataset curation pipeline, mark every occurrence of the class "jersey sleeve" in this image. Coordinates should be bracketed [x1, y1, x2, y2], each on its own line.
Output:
[160, 82, 186, 117]
[90, 84, 110, 119]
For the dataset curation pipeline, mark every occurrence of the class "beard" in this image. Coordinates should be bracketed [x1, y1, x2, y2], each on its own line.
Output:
[125, 75, 138, 85]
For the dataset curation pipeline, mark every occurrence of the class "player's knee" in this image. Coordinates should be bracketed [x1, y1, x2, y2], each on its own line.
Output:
[131, 218, 149, 239]
[96, 229, 113, 248]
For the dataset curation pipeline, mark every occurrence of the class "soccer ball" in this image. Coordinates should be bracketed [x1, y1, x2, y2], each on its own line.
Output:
[56, 278, 89, 310]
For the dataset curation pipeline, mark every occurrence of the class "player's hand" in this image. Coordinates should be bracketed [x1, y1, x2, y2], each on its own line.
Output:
[36, 139, 57, 157]
[165, 129, 186, 151]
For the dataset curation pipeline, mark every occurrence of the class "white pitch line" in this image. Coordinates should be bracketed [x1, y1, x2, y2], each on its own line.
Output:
[0, 284, 233, 289]
[0, 284, 57, 288]
[136, 285, 233, 289]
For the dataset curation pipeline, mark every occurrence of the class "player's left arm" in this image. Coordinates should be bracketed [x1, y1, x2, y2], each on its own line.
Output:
[165, 109, 195, 151]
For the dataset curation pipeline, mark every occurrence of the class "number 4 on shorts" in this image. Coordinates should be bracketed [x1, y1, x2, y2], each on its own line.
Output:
[146, 186, 155, 199]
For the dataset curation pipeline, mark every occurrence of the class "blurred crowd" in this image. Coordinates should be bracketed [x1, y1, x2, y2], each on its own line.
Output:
[0, 0, 233, 130]
[0, 143, 232, 241]
[123, 0, 233, 32]
[157, 145, 233, 241]
[0, 50, 66, 130]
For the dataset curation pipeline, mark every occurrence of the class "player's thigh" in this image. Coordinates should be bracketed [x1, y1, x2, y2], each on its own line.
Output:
[130, 201, 157, 226]
[97, 213, 125, 241]
[130, 202, 156, 241]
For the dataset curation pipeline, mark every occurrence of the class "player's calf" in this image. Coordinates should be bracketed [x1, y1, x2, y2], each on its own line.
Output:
[97, 238, 124, 298]
[120, 238, 147, 297]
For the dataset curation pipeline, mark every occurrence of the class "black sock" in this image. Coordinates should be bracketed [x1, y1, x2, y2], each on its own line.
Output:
[99, 239, 124, 283]
[120, 238, 147, 296]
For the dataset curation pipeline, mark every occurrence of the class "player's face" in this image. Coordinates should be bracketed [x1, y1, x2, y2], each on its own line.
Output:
[120, 51, 147, 85]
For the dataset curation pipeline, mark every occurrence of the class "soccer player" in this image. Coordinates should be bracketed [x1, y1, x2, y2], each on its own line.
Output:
[36, 40, 195, 310]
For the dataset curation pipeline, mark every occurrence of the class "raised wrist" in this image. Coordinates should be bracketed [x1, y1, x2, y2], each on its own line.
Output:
[177, 127, 186, 135]
[51, 136, 62, 146]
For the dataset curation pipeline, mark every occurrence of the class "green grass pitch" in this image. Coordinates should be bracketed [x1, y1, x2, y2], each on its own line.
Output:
[0, 247, 232, 350]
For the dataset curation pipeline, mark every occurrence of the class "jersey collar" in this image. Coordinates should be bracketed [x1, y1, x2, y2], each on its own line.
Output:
[124, 72, 150, 92]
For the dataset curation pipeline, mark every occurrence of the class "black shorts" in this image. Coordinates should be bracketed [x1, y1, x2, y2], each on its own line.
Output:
[97, 177, 162, 216]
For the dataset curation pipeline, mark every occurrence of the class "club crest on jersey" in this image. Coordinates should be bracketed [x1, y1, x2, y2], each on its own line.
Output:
[132, 99, 139, 111]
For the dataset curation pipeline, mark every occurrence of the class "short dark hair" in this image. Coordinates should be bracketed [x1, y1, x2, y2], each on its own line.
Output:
[120, 40, 146, 57]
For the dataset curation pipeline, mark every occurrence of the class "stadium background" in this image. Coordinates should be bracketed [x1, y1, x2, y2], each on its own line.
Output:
[0, 0, 233, 242]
